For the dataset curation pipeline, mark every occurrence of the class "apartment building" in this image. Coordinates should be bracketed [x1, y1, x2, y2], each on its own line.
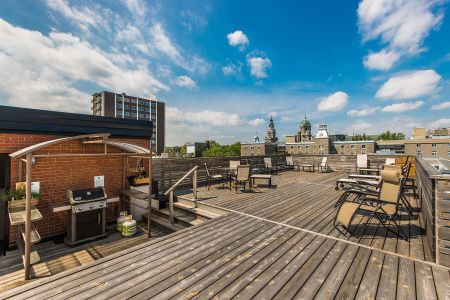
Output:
[241, 142, 277, 156]
[92, 91, 165, 153]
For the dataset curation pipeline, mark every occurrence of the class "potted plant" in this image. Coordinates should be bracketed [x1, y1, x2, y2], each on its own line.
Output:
[1, 188, 40, 208]
[133, 170, 150, 186]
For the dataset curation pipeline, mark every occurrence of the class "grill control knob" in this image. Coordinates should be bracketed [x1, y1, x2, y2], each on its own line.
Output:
[77, 207, 83, 212]
[89, 205, 94, 209]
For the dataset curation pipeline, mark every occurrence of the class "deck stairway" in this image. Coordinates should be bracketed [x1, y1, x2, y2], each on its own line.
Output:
[136, 166, 227, 232]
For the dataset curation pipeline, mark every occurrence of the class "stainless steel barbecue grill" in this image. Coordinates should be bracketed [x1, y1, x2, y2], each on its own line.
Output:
[66, 187, 108, 245]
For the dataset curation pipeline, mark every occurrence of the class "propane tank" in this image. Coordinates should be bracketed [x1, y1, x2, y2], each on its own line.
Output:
[121, 215, 137, 237]
[117, 211, 127, 232]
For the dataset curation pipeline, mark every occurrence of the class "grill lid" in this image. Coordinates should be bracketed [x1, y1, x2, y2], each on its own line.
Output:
[68, 187, 106, 203]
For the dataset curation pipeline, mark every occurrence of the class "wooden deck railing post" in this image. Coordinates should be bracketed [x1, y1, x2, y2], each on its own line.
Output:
[193, 169, 197, 202]
[24, 153, 32, 280]
[169, 191, 174, 224]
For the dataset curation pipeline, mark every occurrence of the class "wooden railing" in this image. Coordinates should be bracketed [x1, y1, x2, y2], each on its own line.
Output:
[153, 155, 287, 194]
[164, 165, 198, 224]
[416, 157, 450, 267]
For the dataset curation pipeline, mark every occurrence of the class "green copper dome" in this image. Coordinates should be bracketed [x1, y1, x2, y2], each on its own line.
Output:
[300, 115, 311, 127]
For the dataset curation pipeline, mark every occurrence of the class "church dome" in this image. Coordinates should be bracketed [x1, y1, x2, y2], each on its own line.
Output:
[300, 115, 311, 127]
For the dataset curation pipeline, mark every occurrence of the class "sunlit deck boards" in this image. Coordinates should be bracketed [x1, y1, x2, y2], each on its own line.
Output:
[180, 171, 434, 262]
[0, 225, 169, 293]
[1, 172, 449, 299]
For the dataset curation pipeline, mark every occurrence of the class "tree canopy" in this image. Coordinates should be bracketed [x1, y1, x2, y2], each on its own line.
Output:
[201, 141, 241, 157]
[377, 131, 405, 140]
[351, 133, 373, 141]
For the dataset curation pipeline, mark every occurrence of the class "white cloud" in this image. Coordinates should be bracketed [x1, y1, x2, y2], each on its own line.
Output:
[173, 75, 197, 90]
[381, 101, 424, 113]
[0, 19, 168, 113]
[222, 62, 243, 78]
[347, 106, 380, 117]
[248, 118, 264, 126]
[429, 118, 450, 128]
[167, 107, 240, 126]
[121, 0, 148, 18]
[363, 50, 400, 71]
[150, 23, 211, 74]
[317, 91, 348, 112]
[375, 70, 441, 100]
[247, 56, 272, 79]
[430, 101, 450, 110]
[150, 23, 182, 62]
[350, 120, 373, 132]
[44, 0, 98, 31]
[227, 30, 249, 50]
[358, 0, 444, 70]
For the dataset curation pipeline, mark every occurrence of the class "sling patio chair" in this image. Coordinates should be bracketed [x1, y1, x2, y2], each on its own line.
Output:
[264, 157, 278, 174]
[285, 156, 297, 171]
[318, 157, 329, 173]
[204, 163, 227, 190]
[356, 154, 380, 175]
[229, 160, 240, 176]
[334, 168, 409, 240]
[229, 165, 251, 193]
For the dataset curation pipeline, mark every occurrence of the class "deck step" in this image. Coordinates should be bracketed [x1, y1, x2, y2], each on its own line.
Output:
[142, 213, 188, 232]
[173, 201, 222, 220]
[176, 195, 229, 216]
[189, 219, 204, 226]
[192, 208, 221, 219]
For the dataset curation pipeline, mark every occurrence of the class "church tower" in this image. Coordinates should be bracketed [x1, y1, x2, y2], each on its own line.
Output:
[297, 115, 312, 142]
[265, 115, 278, 143]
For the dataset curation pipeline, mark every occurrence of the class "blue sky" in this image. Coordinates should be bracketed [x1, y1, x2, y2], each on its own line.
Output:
[0, 0, 449, 145]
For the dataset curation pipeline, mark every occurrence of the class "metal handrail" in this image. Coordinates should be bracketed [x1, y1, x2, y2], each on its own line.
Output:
[164, 165, 198, 195]
[164, 165, 198, 224]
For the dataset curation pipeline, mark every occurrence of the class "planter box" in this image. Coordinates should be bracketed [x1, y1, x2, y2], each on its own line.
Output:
[133, 177, 150, 185]
[8, 198, 39, 208]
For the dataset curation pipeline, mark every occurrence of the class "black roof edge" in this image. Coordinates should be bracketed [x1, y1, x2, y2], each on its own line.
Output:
[0, 105, 152, 138]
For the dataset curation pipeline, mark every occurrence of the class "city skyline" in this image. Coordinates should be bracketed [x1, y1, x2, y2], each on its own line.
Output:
[0, 0, 449, 146]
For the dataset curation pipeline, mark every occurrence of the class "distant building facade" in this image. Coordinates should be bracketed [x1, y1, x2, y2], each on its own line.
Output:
[404, 128, 450, 159]
[186, 142, 209, 157]
[92, 91, 165, 153]
[240, 117, 278, 156]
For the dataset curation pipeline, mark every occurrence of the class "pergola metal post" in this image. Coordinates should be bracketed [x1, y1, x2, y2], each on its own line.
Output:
[24, 153, 32, 280]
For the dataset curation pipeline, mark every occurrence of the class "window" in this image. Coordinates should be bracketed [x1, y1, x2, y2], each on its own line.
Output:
[131, 99, 136, 104]
[432, 151, 437, 156]
[432, 143, 437, 148]
[448, 151, 450, 156]
[340, 145, 344, 149]
[351, 144, 355, 149]
[124, 104, 130, 109]
[361, 144, 366, 149]
[416, 144, 421, 148]
[124, 112, 130, 117]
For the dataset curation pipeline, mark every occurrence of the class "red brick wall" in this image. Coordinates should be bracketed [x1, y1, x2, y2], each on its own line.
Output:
[0, 133, 150, 246]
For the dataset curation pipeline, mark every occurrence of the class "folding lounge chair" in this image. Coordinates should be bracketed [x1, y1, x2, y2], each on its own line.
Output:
[334, 169, 408, 240]
[336, 162, 413, 211]
[230, 165, 251, 193]
[318, 157, 328, 173]
[204, 163, 226, 190]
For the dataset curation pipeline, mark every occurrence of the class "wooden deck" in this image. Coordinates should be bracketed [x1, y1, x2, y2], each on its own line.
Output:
[1, 171, 449, 299]
[0, 224, 170, 293]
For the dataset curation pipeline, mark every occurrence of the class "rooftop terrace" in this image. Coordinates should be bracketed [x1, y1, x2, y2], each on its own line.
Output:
[1, 169, 448, 299]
